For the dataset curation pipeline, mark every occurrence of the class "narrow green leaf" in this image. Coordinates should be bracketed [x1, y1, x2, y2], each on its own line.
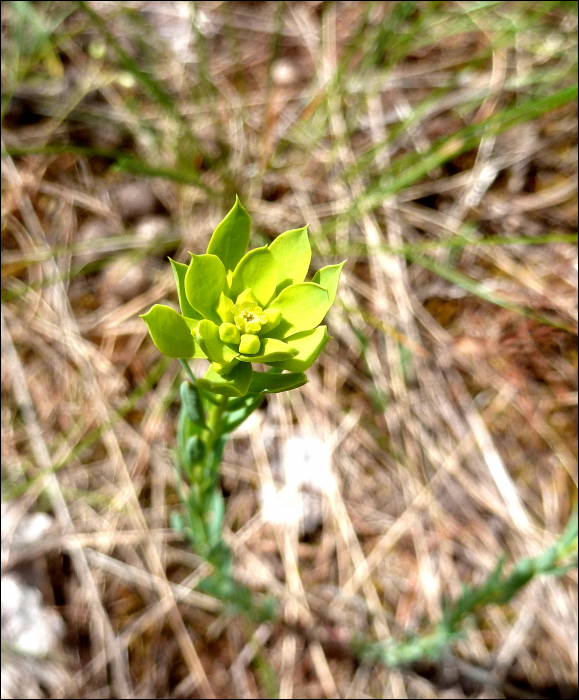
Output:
[141, 304, 195, 358]
[206, 489, 225, 545]
[204, 435, 228, 484]
[186, 509, 207, 548]
[269, 225, 311, 293]
[198, 362, 253, 397]
[197, 387, 223, 405]
[3, 145, 216, 193]
[178, 393, 203, 461]
[267, 283, 329, 339]
[207, 196, 251, 272]
[170, 258, 202, 319]
[237, 337, 299, 363]
[185, 435, 206, 466]
[77, 0, 188, 123]
[408, 251, 574, 331]
[226, 394, 257, 411]
[196, 320, 239, 365]
[248, 371, 307, 394]
[221, 394, 264, 433]
[268, 326, 329, 372]
[170, 512, 186, 536]
[185, 254, 227, 325]
[180, 381, 207, 428]
[353, 85, 579, 212]
[229, 246, 278, 308]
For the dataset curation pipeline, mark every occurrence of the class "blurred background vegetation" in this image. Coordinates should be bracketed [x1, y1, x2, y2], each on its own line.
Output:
[1, 2, 577, 698]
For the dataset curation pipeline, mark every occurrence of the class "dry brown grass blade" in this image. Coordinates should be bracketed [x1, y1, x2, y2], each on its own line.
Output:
[2, 308, 134, 698]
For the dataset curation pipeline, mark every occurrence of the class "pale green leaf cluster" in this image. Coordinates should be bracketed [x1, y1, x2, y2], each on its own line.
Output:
[142, 197, 345, 396]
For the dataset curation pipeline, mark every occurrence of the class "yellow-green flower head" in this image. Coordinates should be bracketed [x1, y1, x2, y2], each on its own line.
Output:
[141, 197, 345, 397]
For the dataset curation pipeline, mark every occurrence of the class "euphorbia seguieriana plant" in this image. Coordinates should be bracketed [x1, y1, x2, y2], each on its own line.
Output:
[140, 198, 344, 614]
[142, 196, 344, 397]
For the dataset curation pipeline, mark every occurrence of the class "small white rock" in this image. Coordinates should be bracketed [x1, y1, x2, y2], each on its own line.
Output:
[134, 215, 171, 241]
[260, 433, 333, 536]
[112, 181, 158, 221]
[271, 59, 299, 86]
[101, 257, 149, 301]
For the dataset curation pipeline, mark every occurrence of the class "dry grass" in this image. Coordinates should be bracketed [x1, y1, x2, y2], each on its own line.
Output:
[1, 2, 577, 698]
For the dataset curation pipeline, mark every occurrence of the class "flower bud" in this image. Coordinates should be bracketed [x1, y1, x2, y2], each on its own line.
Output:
[219, 322, 241, 344]
[239, 334, 260, 354]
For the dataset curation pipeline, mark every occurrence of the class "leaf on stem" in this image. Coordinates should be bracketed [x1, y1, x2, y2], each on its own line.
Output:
[229, 246, 278, 308]
[220, 394, 264, 433]
[313, 260, 346, 309]
[268, 325, 329, 372]
[185, 254, 227, 325]
[180, 381, 207, 428]
[248, 370, 307, 394]
[198, 362, 253, 397]
[170, 258, 203, 320]
[267, 283, 329, 339]
[269, 225, 311, 293]
[206, 196, 251, 273]
[141, 304, 196, 358]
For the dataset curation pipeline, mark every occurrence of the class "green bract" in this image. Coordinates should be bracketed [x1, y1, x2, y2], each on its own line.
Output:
[141, 197, 345, 396]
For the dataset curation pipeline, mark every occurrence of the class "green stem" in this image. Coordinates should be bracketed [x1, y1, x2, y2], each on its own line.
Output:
[178, 359, 229, 440]
[205, 394, 229, 447]
[178, 358, 196, 385]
